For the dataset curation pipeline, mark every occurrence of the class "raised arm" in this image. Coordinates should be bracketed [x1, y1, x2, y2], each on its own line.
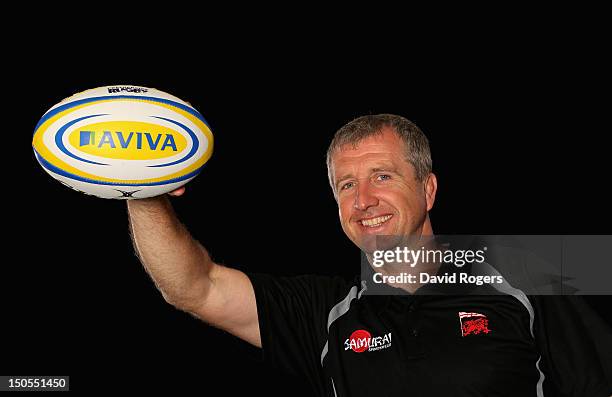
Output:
[127, 193, 261, 347]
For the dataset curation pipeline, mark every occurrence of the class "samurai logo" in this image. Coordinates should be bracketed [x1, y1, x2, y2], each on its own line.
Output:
[344, 329, 392, 353]
[459, 312, 491, 337]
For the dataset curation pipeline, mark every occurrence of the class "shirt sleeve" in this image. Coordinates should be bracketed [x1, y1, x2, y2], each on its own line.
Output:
[246, 273, 353, 390]
[531, 295, 612, 396]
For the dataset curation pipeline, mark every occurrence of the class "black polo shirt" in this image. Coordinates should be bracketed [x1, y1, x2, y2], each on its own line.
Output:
[247, 272, 611, 396]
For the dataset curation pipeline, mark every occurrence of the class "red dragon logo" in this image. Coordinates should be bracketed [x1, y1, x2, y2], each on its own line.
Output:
[459, 312, 491, 336]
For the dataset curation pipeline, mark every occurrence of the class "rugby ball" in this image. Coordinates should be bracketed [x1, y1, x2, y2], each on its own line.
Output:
[32, 85, 213, 199]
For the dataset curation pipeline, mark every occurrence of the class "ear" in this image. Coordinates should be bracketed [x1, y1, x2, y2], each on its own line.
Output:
[424, 173, 437, 211]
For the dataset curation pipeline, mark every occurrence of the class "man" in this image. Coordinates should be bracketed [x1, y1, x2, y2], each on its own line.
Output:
[127, 114, 611, 396]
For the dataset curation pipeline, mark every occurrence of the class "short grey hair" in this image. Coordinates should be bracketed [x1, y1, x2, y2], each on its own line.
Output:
[326, 114, 432, 197]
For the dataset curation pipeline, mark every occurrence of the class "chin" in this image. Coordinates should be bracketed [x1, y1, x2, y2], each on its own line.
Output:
[355, 234, 404, 254]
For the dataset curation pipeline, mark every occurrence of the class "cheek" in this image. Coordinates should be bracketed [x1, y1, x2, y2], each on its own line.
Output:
[398, 193, 428, 225]
[377, 190, 405, 210]
[338, 197, 351, 220]
[380, 189, 423, 216]
[338, 200, 356, 231]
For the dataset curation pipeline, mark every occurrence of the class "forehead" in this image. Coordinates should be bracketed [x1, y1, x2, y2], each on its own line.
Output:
[332, 129, 406, 169]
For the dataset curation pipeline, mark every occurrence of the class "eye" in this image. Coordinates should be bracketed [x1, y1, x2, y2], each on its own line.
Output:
[376, 174, 391, 181]
[340, 181, 355, 190]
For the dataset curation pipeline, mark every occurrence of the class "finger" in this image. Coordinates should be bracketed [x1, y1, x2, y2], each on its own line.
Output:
[168, 186, 186, 197]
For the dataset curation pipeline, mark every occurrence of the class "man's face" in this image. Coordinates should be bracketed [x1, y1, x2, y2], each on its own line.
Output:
[331, 129, 436, 253]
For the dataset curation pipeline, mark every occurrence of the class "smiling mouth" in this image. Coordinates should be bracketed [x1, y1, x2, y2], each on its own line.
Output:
[360, 215, 393, 228]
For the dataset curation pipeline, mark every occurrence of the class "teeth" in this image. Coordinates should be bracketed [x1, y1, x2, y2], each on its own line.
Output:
[361, 215, 392, 227]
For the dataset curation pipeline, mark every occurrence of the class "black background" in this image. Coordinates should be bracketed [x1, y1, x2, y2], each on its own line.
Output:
[4, 29, 611, 394]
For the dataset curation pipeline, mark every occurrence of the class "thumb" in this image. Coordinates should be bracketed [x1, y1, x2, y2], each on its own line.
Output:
[168, 186, 186, 197]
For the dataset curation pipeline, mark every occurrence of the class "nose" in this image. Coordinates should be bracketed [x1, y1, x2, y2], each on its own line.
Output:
[354, 180, 378, 211]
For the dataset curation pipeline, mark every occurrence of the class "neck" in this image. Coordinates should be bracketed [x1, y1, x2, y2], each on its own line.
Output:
[365, 217, 439, 293]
